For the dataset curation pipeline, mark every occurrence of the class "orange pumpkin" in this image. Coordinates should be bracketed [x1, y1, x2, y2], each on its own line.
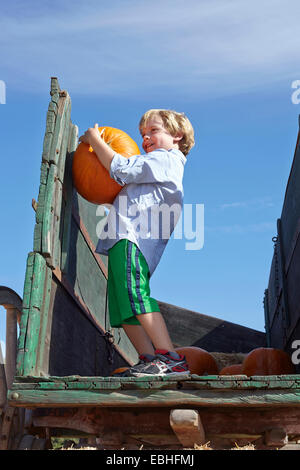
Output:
[219, 364, 244, 375]
[72, 126, 140, 204]
[110, 367, 129, 376]
[242, 347, 296, 376]
[175, 346, 219, 376]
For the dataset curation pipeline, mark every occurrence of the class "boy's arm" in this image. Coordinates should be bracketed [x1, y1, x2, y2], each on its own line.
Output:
[78, 124, 179, 186]
[110, 150, 171, 186]
[78, 124, 115, 172]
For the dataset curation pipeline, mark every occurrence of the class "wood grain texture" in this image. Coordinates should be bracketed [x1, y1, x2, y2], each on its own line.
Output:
[8, 385, 300, 408]
[8, 374, 300, 408]
[265, 125, 300, 371]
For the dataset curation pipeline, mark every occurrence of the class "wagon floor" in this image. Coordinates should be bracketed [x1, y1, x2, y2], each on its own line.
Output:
[8, 374, 300, 408]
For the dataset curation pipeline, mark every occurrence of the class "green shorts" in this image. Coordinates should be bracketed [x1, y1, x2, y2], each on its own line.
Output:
[107, 239, 160, 327]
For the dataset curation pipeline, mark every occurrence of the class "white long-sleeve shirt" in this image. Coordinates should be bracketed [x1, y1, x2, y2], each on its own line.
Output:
[95, 148, 186, 276]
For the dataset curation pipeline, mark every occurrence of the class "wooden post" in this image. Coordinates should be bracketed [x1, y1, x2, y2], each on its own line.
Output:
[0, 336, 7, 407]
[264, 427, 288, 447]
[170, 409, 206, 448]
[0, 287, 22, 399]
[5, 307, 18, 388]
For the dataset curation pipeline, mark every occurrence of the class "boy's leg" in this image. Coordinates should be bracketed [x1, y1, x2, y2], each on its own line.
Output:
[122, 323, 155, 356]
[122, 312, 190, 377]
[122, 311, 175, 355]
[108, 240, 188, 376]
[137, 311, 175, 352]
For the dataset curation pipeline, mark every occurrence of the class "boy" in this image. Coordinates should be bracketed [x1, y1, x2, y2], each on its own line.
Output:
[78, 109, 195, 377]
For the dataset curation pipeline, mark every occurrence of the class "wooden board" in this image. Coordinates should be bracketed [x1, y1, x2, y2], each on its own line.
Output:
[264, 123, 300, 370]
[8, 375, 300, 408]
[46, 275, 131, 377]
[159, 301, 266, 353]
[29, 405, 300, 449]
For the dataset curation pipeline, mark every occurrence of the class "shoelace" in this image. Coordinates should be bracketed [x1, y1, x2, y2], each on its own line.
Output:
[154, 350, 184, 362]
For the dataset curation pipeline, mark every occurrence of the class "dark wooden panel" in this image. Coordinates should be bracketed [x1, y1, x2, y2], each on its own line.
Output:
[268, 294, 286, 350]
[266, 127, 300, 354]
[32, 406, 300, 444]
[48, 276, 127, 377]
[280, 131, 300, 259]
[159, 301, 266, 353]
[286, 234, 300, 337]
[66, 213, 107, 327]
[266, 248, 281, 327]
[76, 192, 106, 254]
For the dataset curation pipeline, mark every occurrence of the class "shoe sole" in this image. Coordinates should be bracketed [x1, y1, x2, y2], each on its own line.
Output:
[129, 371, 190, 378]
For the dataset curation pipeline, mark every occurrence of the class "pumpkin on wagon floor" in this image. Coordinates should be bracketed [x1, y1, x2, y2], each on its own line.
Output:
[175, 346, 219, 376]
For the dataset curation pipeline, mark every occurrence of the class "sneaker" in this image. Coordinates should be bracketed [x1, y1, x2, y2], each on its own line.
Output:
[127, 349, 190, 377]
[112, 353, 155, 377]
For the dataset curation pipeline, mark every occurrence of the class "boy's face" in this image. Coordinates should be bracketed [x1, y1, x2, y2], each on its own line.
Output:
[140, 114, 182, 153]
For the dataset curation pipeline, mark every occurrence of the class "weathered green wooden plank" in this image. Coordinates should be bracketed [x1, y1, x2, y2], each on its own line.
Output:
[41, 78, 60, 162]
[34, 185, 47, 226]
[191, 375, 220, 380]
[42, 78, 70, 164]
[182, 379, 300, 390]
[68, 122, 78, 153]
[47, 100, 58, 114]
[30, 255, 46, 309]
[51, 178, 63, 269]
[33, 223, 42, 252]
[56, 100, 72, 183]
[33, 162, 50, 252]
[50, 77, 60, 95]
[60, 124, 77, 273]
[50, 92, 59, 106]
[16, 253, 35, 375]
[10, 375, 300, 391]
[35, 264, 52, 375]
[8, 387, 300, 408]
[23, 254, 47, 376]
[37, 382, 66, 390]
[250, 374, 300, 381]
[41, 164, 56, 259]
[41, 106, 56, 162]
[21, 253, 35, 310]
[49, 93, 71, 166]
[16, 253, 46, 376]
[11, 374, 189, 386]
[35, 163, 49, 223]
[51, 112, 73, 269]
[65, 381, 122, 391]
[41, 93, 71, 266]
[49, 78, 60, 109]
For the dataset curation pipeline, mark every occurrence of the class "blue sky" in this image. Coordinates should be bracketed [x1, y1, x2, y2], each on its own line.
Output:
[1, 0, 300, 354]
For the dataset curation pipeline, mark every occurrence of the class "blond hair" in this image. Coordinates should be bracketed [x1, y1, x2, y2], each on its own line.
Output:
[139, 109, 195, 156]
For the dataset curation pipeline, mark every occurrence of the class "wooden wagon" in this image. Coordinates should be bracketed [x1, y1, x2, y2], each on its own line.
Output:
[1, 78, 300, 450]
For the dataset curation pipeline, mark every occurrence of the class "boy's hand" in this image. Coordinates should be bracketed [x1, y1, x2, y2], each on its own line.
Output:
[78, 124, 114, 171]
[79, 123, 104, 146]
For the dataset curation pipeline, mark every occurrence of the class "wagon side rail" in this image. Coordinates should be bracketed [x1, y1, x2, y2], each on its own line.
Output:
[14, 77, 138, 379]
[0, 286, 22, 405]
